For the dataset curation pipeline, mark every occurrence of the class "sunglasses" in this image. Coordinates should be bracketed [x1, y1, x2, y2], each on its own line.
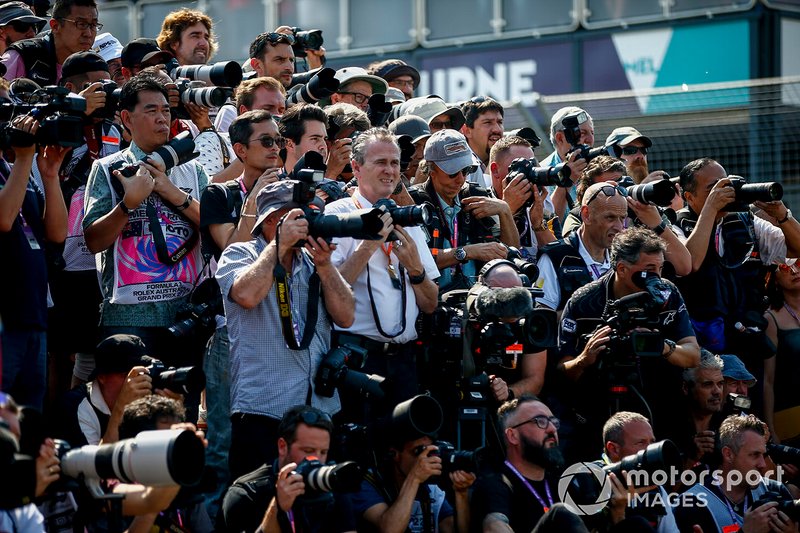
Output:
[8, 21, 35, 33]
[778, 263, 799, 274]
[446, 165, 478, 178]
[247, 135, 285, 149]
[251, 32, 295, 57]
[585, 184, 628, 205]
[621, 146, 648, 156]
[298, 410, 332, 426]
[511, 415, 560, 430]
[339, 91, 370, 105]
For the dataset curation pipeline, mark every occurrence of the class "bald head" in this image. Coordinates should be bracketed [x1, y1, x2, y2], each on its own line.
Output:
[484, 263, 523, 288]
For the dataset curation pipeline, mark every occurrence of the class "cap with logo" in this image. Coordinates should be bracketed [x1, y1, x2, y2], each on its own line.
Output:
[61, 51, 109, 80]
[120, 38, 173, 69]
[92, 32, 123, 62]
[400, 96, 465, 131]
[605, 126, 652, 149]
[424, 129, 474, 175]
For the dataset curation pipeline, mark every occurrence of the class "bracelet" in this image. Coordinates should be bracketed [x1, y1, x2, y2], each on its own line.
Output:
[778, 210, 792, 225]
[533, 220, 548, 232]
[240, 213, 258, 219]
[506, 388, 515, 401]
[118, 200, 132, 214]
[200, 126, 216, 133]
[175, 192, 192, 211]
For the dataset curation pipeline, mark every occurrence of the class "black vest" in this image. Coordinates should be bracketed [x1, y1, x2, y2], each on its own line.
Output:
[8, 33, 59, 86]
[537, 231, 593, 310]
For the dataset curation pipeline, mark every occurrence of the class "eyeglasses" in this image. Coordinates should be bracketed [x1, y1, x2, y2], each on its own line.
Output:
[8, 21, 36, 33]
[511, 415, 560, 430]
[390, 78, 415, 88]
[429, 119, 452, 131]
[339, 91, 371, 105]
[59, 18, 103, 32]
[446, 165, 478, 178]
[621, 146, 648, 156]
[247, 135, 285, 149]
[585, 184, 628, 206]
[778, 263, 799, 274]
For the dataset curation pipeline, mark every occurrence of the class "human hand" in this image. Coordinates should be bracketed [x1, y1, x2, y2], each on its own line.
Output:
[184, 102, 213, 130]
[114, 164, 154, 209]
[771, 509, 800, 533]
[35, 438, 60, 497]
[450, 470, 477, 493]
[275, 462, 305, 512]
[325, 138, 352, 179]
[304, 47, 326, 69]
[502, 173, 532, 214]
[79, 81, 106, 117]
[409, 445, 442, 484]
[489, 374, 510, 402]
[463, 242, 507, 262]
[115, 366, 153, 412]
[170, 422, 208, 448]
[692, 430, 716, 459]
[578, 325, 611, 367]
[754, 200, 789, 223]
[140, 159, 170, 197]
[564, 150, 588, 184]
[704, 178, 735, 214]
[462, 195, 510, 218]
[36, 145, 72, 180]
[275, 208, 309, 256]
[626, 197, 662, 228]
[390, 225, 423, 275]
[305, 236, 336, 269]
[743, 500, 778, 533]
[528, 185, 548, 229]
[9, 115, 38, 156]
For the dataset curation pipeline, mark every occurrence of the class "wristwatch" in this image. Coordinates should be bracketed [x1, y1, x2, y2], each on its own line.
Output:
[408, 270, 427, 285]
[454, 247, 468, 263]
[663, 339, 677, 359]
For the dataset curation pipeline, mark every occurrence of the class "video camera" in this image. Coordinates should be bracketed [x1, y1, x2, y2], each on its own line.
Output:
[110, 131, 198, 178]
[507, 157, 573, 188]
[725, 175, 783, 212]
[57, 429, 205, 498]
[561, 110, 607, 163]
[0, 84, 86, 148]
[290, 27, 324, 59]
[144, 357, 205, 396]
[286, 151, 385, 244]
[620, 174, 677, 208]
[315, 343, 386, 399]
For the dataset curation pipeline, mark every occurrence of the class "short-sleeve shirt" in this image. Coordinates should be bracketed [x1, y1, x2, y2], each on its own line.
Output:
[200, 178, 244, 259]
[351, 479, 453, 533]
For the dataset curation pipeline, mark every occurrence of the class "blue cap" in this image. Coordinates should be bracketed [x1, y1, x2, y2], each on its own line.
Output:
[720, 354, 756, 386]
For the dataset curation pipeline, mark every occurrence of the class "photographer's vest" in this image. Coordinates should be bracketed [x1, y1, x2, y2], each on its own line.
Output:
[675, 207, 765, 322]
[58, 122, 121, 271]
[683, 480, 772, 532]
[537, 232, 593, 310]
[8, 34, 59, 86]
[100, 149, 202, 305]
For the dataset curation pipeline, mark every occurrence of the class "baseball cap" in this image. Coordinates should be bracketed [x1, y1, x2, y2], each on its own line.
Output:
[93, 32, 123, 62]
[605, 126, 652, 148]
[251, 180, 300, 237]
[120, 38, 173, 69]
[720, 354, 756, 387]
[388, 115, 431, 145]
[424, 129, 474, 175]
[385, 87, 406, 105]
[335, 67, 388, 96]
[61, 51, 109, 80]
[370, 59, 420, 89]
[400, 96, 465, 131]
[90, 334, 148, 380]
[0, 1, 45, 28]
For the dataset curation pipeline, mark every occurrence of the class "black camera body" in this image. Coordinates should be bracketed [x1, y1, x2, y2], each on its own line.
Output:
[767, 443, 800, 468]
[92, 79, 122, 120]
[291, 27, 324, 58]
[292, 456, 362, 506]
[315, 343, 385, 399]
[752, 491, 800, 521]
[725, 175, 783, 212]
[111, 131, 198, 178]
[508, 157, 573, 188]
[0, 85, 86, 148]
[145, 358, 205, 395]
[422, 440, 485, 474]
[373, 198, 433, 240]
[595, 291, 664, 368]
[561, 111, 606, 163]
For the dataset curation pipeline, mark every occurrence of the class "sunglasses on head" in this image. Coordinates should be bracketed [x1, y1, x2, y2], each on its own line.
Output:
[298, 410, 332, 426]
[445, 165, 477, 178]
[252, 32, 295, 57]
[622, 146, 648, 156]
[778, 263, 799, 274]
[585, 184, 628, 205]
[248, 135, 286, 149]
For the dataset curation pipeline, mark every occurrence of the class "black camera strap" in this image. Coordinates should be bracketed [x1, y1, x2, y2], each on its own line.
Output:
[366, 261, 406, 339]
[273, 217, 321, 351]
[145, 197, 199, 266]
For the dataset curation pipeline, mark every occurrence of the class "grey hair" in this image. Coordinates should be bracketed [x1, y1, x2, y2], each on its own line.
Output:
[683, 348, 724, 383]
[610, 226, 666, 268]
[718, 414, 766, 454]
[351, 127, 399, 165]
[325, 102, 370, 133]
[549, 105, 589, 146]
[602, 411, 650, 447]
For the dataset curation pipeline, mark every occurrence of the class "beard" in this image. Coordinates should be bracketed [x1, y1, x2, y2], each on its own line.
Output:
[627, 159, 649, 183]
[522, 434, 565, 473]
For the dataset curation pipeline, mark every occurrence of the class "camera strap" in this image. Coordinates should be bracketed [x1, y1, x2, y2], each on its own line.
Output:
[366, 261, 406, 339]
[272, 219, 320, 351]
[145, 198, 199, 266]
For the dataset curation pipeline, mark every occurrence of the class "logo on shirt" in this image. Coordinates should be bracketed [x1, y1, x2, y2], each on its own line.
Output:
[562, 318, 577, 333]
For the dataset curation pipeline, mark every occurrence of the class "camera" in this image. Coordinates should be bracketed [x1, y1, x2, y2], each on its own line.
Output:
[561, 111, 607, 163]
[367, 93, 393, 127]
[373, 198, 433, 240]
[287, 152, 385, 244]
[315, 344, 385, 399]
[286, 67, 340, 105]
[168, 60, 244, 88]
[599, 291, 664, 363]
[292, 457, 362, 499]
[623, 174, 677, 207]
[88, 79, 122, 120]
[417, 440, 486, 474]
[752, 491, 800, 521]
[59, 429, 205, 498]
[767, 443, 800, 467]
[725, 175, 783, 212]
[725, 392, 752, 415]
[144, 358, 205, 395]
[0, 425, 37, 510]
[0, 85, 86, 148]
[604, 440, 682, 485]
[172, 79, 232, 120]
[290, 27, 324, 58]
[506, 246, 538, 282]
[111, 131, 198, 178]
[508, 157, 573, 188]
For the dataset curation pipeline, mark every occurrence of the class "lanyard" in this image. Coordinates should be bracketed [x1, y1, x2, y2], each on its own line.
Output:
[504, 460, 554, 512]
[713, 484, 747, 530]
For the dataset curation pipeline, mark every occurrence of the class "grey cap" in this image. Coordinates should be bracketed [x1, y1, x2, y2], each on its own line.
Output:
[0, 1, 45, 28]
[423, 129, 474, 174]
[605, 126, 652, 148]
[720, 354, 756, 387]
[388, 115, 431, 145]
[400, 96, 465, 131]
[385, 87, 406, 104]
[251, 180, 300, 237]
[335, 66, 388, 95]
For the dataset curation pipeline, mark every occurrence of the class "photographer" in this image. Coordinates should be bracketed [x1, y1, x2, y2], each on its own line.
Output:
[44, 50, 122, 389]
[326, 128, 439, 417]
[247, 31, 295, 89]
[222, 405, 356, 533]
[351, 396, 475, 533]
[675, 415, 799, 533]
[409, 129, 519, 293]
[677, 157, 800, 355]
[279, 103, 330, 177]
[155, 8, 215, 67]
[82, 75, 208, 361]
[1, 112, 70, 410]
[557, 227, 699, 459]
[604, 127, 656, 185]
[216, 180, 355, 478]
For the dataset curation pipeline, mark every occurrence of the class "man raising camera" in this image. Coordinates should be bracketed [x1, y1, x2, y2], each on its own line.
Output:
[557, 227, 700, 460]
[83, 75, 208, 360]
[216, 180, 355, 479]
[222, 405, 356, 533]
